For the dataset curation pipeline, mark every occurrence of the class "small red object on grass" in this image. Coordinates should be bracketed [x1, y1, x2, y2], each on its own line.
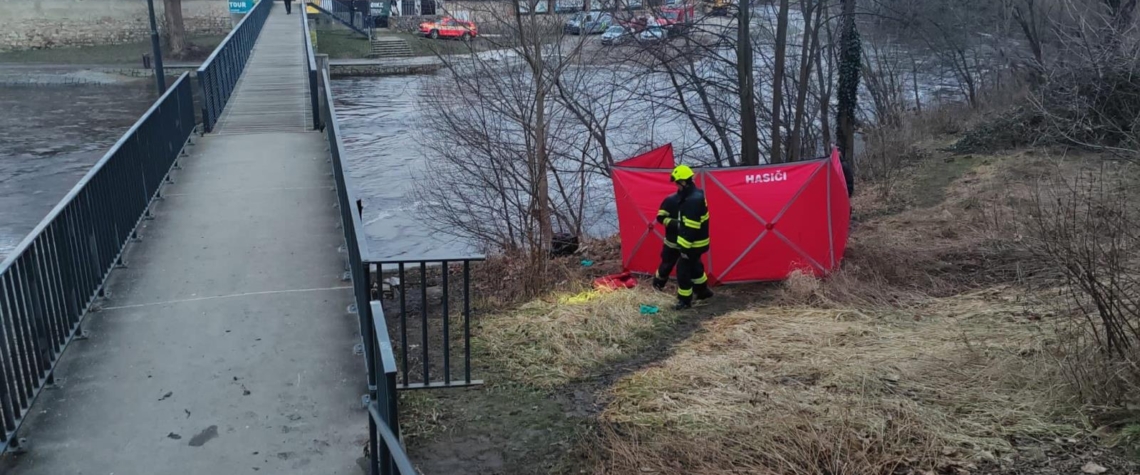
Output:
[594, 272, 638, 290]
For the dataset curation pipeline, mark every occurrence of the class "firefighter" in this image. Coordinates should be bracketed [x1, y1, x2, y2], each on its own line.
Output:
[651, 189, 682, 291]
[669, 165, 713, 310]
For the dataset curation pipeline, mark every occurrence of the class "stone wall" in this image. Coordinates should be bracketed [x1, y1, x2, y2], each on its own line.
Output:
[0, 0, 232, 52]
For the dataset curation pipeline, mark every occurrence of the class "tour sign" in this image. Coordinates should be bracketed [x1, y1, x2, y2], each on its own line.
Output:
[230, 0, 256, 14]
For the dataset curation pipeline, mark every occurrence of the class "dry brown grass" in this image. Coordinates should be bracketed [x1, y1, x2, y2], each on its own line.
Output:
[478, 286, 679, 389]
[577, 150, 1117, 474]
[457, 142, 1130, 473]
[595, 290, 1077, 474]
[472, 236, 626, 311]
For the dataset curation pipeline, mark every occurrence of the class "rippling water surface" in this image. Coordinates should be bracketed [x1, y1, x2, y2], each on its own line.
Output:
[0, 82, 157, 258]
[331, 76, 480, 261]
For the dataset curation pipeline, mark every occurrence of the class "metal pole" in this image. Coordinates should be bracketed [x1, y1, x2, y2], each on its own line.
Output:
[146, 0, 167, 94]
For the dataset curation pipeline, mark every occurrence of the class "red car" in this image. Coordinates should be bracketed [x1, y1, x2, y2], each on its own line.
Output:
[419, 17, 478, 40]
[660, 4, 695, 35]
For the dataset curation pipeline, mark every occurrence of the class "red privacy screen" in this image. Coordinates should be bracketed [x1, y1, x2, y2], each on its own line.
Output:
[611, 145, 851, 284]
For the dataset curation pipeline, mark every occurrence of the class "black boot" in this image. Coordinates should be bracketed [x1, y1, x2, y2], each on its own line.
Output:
[673, 299, 692, 310]
[652, 277, 667, 292]
[695, 286, 714, 301]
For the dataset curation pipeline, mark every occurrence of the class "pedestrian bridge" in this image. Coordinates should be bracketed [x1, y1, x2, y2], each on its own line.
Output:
[0, 3, 466, 474]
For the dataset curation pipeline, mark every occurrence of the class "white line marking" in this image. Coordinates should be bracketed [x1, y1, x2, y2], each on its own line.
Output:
[161, 186, 332, 197]
[101, 286, 353, 311]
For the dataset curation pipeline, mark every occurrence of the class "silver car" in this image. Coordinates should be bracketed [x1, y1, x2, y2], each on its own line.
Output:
[637, 26, 667, 44]
[563, 12, 614, 35]
[600, 25, 631, 45]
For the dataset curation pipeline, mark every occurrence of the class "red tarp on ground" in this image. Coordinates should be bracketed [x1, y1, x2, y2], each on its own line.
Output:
[611, 145, 850, 284]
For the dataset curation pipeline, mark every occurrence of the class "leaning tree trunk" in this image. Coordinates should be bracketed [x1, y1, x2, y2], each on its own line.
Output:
[835, 0, 861, 180]
[163, 0, 187, 58]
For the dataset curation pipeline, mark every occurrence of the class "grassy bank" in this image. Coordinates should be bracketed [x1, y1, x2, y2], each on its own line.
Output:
[392, 109, 1140, 474]
[0, 35, 225, 64]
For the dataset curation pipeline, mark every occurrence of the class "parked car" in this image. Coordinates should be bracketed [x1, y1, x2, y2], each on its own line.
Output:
[622, 14, 665, 33]
[659, 4, 695, 35]
[563, 12, 614, 35]
[419, 17, 478, 40]
[600, 25, 632, 45]
[637, 25, 667, 43]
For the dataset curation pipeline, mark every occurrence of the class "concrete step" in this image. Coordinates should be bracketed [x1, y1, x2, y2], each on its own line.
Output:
[368, 37, 413, 58]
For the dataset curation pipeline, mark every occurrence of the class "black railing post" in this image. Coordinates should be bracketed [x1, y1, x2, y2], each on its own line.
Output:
[441, 260, 449, 385]
[463, 259, 472, 384]
[420, 262, 429, 385]
[398, 263, 407, 387]
[385, 370, 400, 474]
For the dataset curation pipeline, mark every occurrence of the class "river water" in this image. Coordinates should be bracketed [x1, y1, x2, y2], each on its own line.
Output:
[0, 81, 158, 257]
[0, 42, 961, 262]
[331, 76, 483, 261]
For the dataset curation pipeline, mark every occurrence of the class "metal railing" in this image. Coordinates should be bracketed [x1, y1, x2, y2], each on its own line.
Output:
[301, 5, 322, 131]
[0, 74, 196, 453]
[370, 258, 484, 390]
[197, 0, 273, 133]
[307, 0, 373, 37]
[318, 65, 415, 474]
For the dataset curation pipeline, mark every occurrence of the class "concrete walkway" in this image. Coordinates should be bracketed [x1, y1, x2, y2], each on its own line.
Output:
[1, 6, 367, 475]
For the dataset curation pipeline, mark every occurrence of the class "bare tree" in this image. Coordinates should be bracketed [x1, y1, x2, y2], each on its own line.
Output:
[164, 0, 187, 57]
[788, 0, 825, 161]
[415, 1, 625, 290]
[738, 0, 762, 165]
[769, 0, 791, 163]
[1010, 0, 1047, 69]
[836, 0, 861, 167]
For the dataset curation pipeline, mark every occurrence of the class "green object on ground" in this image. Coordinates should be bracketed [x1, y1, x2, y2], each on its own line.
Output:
[580, 260, 594, 267]
[639, 304, 659, 315]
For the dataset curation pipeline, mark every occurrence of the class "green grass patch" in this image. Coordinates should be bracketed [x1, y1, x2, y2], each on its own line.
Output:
[0, 35, 225, 64]
[401, 381, 588, 473]
[910, 154, 983, 209]
[477, 287, 685, 389]
[314, 25, 373, 59]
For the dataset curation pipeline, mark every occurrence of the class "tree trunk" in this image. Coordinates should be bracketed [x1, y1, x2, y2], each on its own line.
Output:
[770, 0, 790, 164]
[836, 0, 861, 174]
[816, 0, 833, 150]
[1013, 1, 1044, 68]
[788, 0, 820, 162]
[737, 0, 760, 166]
[527, 2, 553, 272]
[163, 0, 187, 58]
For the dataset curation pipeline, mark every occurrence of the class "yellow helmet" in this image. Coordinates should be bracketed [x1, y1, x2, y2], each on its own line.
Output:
[671, 165, 695, 182]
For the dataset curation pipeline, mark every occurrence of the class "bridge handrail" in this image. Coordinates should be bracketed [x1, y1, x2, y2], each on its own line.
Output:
[301, 5, 322, 130]
[318, 66, 415, 474]
[0, 73, 196, 453]
[197, 0, 273, 132]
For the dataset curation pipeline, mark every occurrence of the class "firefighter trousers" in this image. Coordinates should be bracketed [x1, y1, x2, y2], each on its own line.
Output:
[653, 245, 681, 288]
[676, 250, 710, 304]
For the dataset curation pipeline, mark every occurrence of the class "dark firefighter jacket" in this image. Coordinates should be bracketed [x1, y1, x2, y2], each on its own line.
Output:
[675, 186, 709, 252]
[656, 192, 681, 248]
